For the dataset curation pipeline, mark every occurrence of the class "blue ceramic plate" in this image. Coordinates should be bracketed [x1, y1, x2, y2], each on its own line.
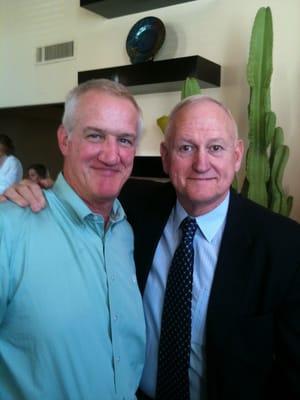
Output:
[126, 16, 166, 64]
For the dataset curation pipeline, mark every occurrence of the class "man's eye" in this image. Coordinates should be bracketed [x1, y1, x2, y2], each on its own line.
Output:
[86, 132, 107, 142]
[87, 133, 103, 141]
[178, 144, 194, 153]
[209, 144, 224, 153]
[118, 137, 134, 147]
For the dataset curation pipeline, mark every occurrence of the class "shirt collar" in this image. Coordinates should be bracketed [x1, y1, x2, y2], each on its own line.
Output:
[173, 192, 230, 242]
[52, 172, 126, 225]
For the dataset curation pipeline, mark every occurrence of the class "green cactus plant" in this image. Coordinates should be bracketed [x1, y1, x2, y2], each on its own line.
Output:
[242, 6, 293, 216]
[268, 127, 293, 216]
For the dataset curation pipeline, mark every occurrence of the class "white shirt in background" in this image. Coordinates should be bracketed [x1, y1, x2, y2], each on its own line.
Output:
[0, 154, 23, 194]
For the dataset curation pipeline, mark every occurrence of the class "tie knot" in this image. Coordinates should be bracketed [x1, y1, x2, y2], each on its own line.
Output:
[180, 217, 197, 242]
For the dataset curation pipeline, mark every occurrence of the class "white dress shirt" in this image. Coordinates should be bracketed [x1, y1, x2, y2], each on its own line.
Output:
[0, 154, 23, 194]
[140, 193, 230, 399]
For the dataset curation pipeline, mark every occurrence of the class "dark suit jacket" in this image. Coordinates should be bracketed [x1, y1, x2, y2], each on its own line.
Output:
[119, 178, 300, 400]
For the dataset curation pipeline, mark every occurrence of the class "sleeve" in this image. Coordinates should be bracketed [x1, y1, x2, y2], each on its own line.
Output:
[0, 157, 23, 195]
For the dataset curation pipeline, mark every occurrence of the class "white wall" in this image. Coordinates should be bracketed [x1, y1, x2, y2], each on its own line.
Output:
[0, 0, 299, 221]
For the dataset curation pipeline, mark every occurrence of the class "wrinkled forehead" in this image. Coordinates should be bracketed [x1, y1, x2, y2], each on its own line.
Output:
[170, 100, 237, 141]
[79, 91, 138, 118]
[76, 90, 122, 111]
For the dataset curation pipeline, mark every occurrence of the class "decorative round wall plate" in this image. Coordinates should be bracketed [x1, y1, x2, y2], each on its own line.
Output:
[126, 16, 166, 64]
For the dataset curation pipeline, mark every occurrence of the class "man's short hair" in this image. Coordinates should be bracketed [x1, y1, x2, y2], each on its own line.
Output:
[62, 79, 143, 139]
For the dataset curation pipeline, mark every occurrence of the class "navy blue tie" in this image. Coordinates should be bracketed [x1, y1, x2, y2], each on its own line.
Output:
[156, 216, 198, 400]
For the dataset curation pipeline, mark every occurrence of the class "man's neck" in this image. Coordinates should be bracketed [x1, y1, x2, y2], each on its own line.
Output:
[87, 202, 113, 226]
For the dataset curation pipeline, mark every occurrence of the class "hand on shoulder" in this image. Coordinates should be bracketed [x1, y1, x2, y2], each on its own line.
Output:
[2, 179, 49, 212]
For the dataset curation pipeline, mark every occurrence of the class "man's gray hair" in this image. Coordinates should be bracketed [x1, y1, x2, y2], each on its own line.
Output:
[62, 79, 143, 138]
[164, 94, 238, 141]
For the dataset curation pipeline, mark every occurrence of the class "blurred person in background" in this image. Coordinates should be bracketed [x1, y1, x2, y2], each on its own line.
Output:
[27, 163, 48, 182]
[27, 163, 53, 186]
[0, 134, 23, 194]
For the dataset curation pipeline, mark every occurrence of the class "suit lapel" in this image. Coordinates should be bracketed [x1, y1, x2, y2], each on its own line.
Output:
[207, 192, 255, 333]
[135, 182, 176, 293]
[122, 180, 176, 293]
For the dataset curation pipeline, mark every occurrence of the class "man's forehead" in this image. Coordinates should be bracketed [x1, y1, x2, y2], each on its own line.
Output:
[177, 101, 229, 121]
[171, 103, 235, 138]
[78, 90, 130, 107]
[172, 117, 232, 134]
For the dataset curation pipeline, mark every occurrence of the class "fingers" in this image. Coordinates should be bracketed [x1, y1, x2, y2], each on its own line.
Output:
[4, 179, 46, 212]
[0, 195, 7, 203]
[39, 177, 54, 189]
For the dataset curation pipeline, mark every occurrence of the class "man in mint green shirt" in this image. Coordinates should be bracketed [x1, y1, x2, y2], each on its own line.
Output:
[0, 79, 145, 400]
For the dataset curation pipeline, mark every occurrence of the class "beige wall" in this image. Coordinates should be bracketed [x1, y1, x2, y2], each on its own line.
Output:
[0, 0, 299, 220]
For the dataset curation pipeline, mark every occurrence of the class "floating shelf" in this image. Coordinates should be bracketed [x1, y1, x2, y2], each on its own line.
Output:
[78, 55, 221, 95]
[80, 0, 197, 18]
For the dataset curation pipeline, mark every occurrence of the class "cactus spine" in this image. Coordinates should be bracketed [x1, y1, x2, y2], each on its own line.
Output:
[243, 6, 293, 215]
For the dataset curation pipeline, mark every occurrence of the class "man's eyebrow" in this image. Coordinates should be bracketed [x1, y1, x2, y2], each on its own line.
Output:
[83, 127, 105, 133]
[207, 137, 227, 143]
[118, 132, 136, 137]
[83, 127, 136, 137]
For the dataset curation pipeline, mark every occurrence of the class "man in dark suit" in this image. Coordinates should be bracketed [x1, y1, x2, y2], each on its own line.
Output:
[119, 95, 300, 400]
[3, 95, 300, 400]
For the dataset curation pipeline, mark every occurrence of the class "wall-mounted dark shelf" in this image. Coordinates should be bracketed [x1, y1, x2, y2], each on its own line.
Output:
[80, 0, 197, 18]
[78, 55, 221, 95]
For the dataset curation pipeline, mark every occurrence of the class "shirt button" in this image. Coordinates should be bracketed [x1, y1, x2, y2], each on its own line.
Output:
[132, 275, 137, 284]
[113, 314, 118, 321]
[115, 356, 120, 363]
[111, 274, 116, 281]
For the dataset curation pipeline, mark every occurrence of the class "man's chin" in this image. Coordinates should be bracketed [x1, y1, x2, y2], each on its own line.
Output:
[93, 190, 119, 202]
[178, 187, 222, 208]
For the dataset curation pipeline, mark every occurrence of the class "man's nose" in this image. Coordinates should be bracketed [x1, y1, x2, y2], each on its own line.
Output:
[192, 149, 210, 171]
[98, 137, 120, 165]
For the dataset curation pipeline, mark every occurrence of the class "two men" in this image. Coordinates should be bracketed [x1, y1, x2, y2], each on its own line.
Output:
[0, 79, 145, 400]
[4, 89, 300, 399]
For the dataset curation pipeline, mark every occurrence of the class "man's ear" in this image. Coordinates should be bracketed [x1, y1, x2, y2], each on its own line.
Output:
[160, 141, 170, 176]
[234, 139, 244, 172]
[57, 125, 70, 156]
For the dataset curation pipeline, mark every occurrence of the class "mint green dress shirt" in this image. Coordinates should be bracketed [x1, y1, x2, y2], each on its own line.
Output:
[0, 173, 145, 400]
